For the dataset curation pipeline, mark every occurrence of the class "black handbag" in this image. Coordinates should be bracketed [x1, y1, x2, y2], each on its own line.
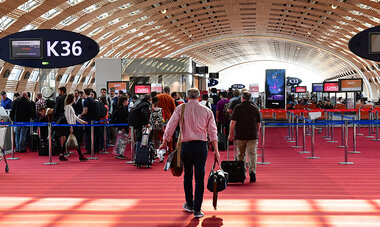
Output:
[207, 160, 228, 193]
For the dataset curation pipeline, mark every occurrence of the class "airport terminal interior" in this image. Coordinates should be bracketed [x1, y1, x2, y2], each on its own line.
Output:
[0, 0, 380, 226]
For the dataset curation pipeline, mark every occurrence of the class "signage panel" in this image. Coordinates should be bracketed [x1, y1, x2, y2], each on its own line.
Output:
[135, 85, 151, 94]
[339, 78, 363, 92]
[295, 86, 307, 93]
[151, 83, 163, 93]
[265, 69, 286, 109]
[323, 82, 339, 92]
[0, 29, 99, 68]
[249, 84, 259, 98]
[287, 77, 302, 86]
[107, 81, 128, 94]
[208, 79, 218, 87]
[312, 83, 323, 92]
[231, 84, 245, 89]
[348, 25, 380, 61]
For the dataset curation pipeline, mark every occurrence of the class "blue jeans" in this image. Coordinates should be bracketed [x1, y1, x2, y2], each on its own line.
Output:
[15, 126, 28, 151]
[181, 141, 208, 212]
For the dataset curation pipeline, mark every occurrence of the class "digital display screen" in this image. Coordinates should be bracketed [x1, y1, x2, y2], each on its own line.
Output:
[107, 81, 128, 94]
[10, 39, 42, 59]
[135, 85, 151, 94]
[151, 83, 162, 93]
[295, 86, 307, 93]
[340, 79, 363, 92]
[265, 69, 286, 108]
[369, 33, 380, 54]
[323, 82, 339, 92]
[312, 83, 323, 92]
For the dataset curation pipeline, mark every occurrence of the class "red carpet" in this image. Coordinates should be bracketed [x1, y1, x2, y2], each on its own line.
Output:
[0, 127, 380, 226]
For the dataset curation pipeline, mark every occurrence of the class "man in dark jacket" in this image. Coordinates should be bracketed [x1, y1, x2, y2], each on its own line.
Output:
[134, 95, 151, 142]
[10, 91, 36, 152]
[53, 87, 67, 161]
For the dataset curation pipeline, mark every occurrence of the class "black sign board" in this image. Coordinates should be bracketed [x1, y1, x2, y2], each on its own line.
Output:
[0, 29, 99, 68]
[231, 84, 245, 89]
[348, 25, 380, 62]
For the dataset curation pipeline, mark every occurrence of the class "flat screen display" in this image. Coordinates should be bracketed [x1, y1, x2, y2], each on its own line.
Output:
[339, 79, 363, 92]
[265, 69, 286, 108]
[295, 86, 307, 93]
[312, 83, 323, 92]
[135, 85, 151, 94]
[151, 83, 162, 93]
[107, 81, 128, 94]
[323, 82, 339, 92]
[369, 33, 380, 54]
[10, 39, 42, 59]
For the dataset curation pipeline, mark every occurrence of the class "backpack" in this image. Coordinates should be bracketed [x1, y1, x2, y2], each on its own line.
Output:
[128, 102, 148, 127]
[94, 101, 107, 119]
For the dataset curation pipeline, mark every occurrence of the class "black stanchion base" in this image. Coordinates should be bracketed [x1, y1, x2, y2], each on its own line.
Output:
[125, 161, 134, 164]
[357, 133, 364, 136]
[348, 151, 361, 154]
[257, 162, 271, 165]
[287, 140, 296, 143]
[327, 140, 338, 143]
[306, 156, 320, 159]
[338, 161, 354, 165]
[365, 136, 375, 138]
[99, 151, 110, 154]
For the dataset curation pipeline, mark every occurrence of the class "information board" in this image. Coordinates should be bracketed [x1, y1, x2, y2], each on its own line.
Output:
[339, 79, 363, 92]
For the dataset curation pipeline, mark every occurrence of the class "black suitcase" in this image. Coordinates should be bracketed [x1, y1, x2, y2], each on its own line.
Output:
[218, 132, 227, 150]
[221, 142, 246, 184]
[30, 133, 40, 152]
[38, 139, 49, 156]
[134, 142, 153, 167]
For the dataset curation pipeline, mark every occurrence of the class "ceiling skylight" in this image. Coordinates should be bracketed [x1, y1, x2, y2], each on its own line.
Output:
[83, 4, 99, 13]
[19, 24, 37, 32]
[76, 22, 91, 32]
[67, 0, 84, 6]
[0, 16, 15, 31]
[60, 15, 77, 26]
[41, 8, 61, 19]
[18, 0, 40, 12]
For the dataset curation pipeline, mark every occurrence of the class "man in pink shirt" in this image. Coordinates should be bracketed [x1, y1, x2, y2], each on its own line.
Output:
[160, 88, 220, 218]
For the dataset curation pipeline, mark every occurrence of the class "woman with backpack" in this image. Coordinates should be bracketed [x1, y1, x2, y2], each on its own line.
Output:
[110, 95, 129, 159]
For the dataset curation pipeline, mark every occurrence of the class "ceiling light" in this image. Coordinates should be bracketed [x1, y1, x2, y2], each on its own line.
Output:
[331, 5, 337, 9]
[161, 9, 167, 14]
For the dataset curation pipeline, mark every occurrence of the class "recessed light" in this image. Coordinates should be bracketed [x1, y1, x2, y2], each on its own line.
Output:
[331, 4, 337, 9]
[161, 9, 167, 14]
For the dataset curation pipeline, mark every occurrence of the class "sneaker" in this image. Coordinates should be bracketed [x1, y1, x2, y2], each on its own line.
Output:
[115, 155, 127, 159]
[194, 211, 204, 218]
[59, 156, 68, 161]
[183, 203, 194, 213]
[250, 172, 256, 183]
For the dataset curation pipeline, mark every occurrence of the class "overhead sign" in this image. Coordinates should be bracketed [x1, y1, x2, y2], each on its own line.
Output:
[151, 83, 163, 93]
[295, 86, 307, 93]
[231, 84, 245, 89]
[348, 25, 380, 61]
[312, 83, 323, 92]
[208, 79, 218, 87]
[0, 29, 99, 68]
[287, 77, 302, 86]
[323, 82, 339, 92]
[249, 84, 259, 98]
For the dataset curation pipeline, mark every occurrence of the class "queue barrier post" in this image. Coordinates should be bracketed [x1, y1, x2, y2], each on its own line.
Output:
[349, 120, 361, 154]
[7, 123, 20, 160]
[285, 112, 291, 140]
[339, 120, 354, 165]
[100, 122, 110, 154]
[87, 121, 99, 160]
[43, 122, 57, 165]
[373, 111, 380, 141]
[306, 120, 319, 159]
[288, 114, 296, 143]
[357, 110, 363, 135]
[291, 116, 302, 148]
[126, 126, 135, 164]
[299, 113, 310, 154]
[337, 112, 346, 148]
[257, 121, 270, 165]
[322, 110, 329, 138]
[327, 112, 338, 143]
[366, 110, 375, 138]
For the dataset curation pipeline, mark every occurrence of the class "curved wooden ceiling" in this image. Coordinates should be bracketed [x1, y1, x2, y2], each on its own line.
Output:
[0, 0, 379, 96]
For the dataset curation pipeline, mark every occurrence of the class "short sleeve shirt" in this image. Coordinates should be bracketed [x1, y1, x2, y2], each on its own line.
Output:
[83, 97, 92, 120]
[231, 101, 261, 140]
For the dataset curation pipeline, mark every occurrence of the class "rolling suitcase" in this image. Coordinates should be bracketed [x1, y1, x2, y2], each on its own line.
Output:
[134, 142, 153, 167]
[30, 133, 40, 152]
[220, 141, 246, 184]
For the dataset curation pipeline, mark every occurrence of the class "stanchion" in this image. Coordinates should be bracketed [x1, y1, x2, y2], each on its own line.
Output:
[337, 112, 345, 148]
[373, 111, 380, 141]
[357, 110, 363, 135]
[7, 123, 19, 160]
[366, 111, 374, 138]
[327, 113, 338, 143]
[299, 115, 310, 154]
[339, 120, 354, 165]
[349, 121, 361, 154]
[126, 126, 135, 164]
[43, 123, 57, 165]
[257, 121, 270, 165]
[306, 121, 320, 159]
[285, 112, 291, 140]
[99, 122, 110, 154]
[87, 121, 99, 160]
[291, 117, 302, 148]
[322, 111, 329, 138]
[288, 114, 296, 143]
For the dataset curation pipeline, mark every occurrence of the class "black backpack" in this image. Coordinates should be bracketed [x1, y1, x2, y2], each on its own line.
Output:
[128, 102, 144, 127]
[95, 101, 107, 119]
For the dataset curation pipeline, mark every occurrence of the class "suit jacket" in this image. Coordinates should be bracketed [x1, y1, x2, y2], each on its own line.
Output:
[53, 94, 67, 122]
[72, 98, 83, 115]
[10, 97, 36, 122]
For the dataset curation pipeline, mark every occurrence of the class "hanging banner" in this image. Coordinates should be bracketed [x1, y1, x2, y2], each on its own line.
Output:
[249, 84, 259, 98]
[265, 69, 286, 109]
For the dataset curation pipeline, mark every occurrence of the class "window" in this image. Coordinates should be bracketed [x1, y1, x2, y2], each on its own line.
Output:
[19, 24, 37, 32]
[0, 16, 15, 30]
[18, 0, 41, 12]
[60, 74, 69, 83]
[41, 8, 61, 19]
[84, 76, 91, 84]
[9, 68, 24, 80]
[73, 75, 81, 84]
[28, 69, 39, 81]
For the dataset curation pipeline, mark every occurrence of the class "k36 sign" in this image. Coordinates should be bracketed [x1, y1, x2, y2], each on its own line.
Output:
[0, 29, 99, 68]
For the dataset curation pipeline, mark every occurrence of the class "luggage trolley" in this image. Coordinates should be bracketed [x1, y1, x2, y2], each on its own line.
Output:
[0, 127, 9, 173]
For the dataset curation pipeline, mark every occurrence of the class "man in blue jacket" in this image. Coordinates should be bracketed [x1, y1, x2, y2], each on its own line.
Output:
[1, 91, 12, 110]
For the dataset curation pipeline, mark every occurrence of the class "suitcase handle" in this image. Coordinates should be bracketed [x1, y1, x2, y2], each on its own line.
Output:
[227, 140, 237, 161]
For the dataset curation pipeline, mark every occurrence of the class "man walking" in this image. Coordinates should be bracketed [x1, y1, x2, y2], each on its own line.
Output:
[159, 88, 220, 218]
[228, 91, 261, 183]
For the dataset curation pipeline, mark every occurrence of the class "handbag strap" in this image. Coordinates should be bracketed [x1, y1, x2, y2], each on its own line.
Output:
[212, 160, 224, 172]
[176, 104, 186, 167]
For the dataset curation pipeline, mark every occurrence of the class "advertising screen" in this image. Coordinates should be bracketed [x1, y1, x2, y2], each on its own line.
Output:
[10, 39, 42, 59]
[107, 81, 128, 94]
[151, 83, 163, 93]
[312, 83, 323, 92]
[135, 85, 151, 94]
[265, 69, 286, 108]
[340, 79, 363, 92]
[295, 86, 307, 93]
[323, 82, 339, 92]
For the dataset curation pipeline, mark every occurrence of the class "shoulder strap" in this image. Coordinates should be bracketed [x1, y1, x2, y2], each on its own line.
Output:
[176, 104, 186, 167]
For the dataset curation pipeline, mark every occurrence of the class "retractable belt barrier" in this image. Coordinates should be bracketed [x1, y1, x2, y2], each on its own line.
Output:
[1, 121, 129, 165]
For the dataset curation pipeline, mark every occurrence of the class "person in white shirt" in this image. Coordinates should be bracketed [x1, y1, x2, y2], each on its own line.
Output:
[64, 93, 88, 161]
[199, 94, 212, 109]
